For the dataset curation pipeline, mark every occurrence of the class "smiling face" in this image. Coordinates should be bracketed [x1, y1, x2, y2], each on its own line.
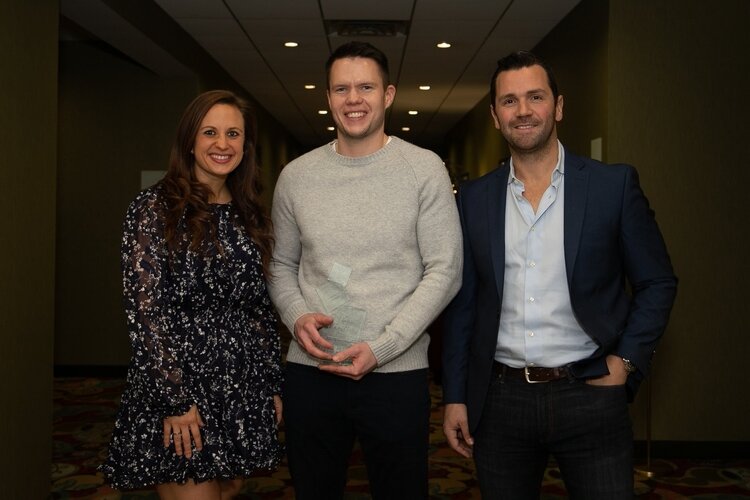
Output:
[327, 56, 396, 156]
[192, 103, 245, 190]
[490, 64, 563, 155]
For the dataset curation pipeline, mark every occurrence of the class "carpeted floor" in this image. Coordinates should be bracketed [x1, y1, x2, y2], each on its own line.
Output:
[51, 376, 750, 499]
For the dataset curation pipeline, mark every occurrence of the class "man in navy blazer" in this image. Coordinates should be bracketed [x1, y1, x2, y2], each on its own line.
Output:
[442, 51, 677, 499]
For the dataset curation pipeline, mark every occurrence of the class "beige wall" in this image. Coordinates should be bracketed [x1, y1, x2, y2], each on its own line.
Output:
[445, 0, 608, 180]
[607, 0, 750, 441]
[535, 0, 608, 161]
[444, 98, 509, 181]
[55, 42, 199, 365]
[443, 0, 750, 442]
[55, 40, 302, 366]
[0, 0, 58, 496]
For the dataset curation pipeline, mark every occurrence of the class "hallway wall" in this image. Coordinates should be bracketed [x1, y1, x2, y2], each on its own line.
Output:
[606, 0, 750, 442]
[54, 38, 302, 367]
[55, 41, 199, 366]
[0, 1, 59, 496]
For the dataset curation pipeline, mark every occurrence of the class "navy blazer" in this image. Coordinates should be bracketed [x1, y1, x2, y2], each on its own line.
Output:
[442, 152, 677, 433]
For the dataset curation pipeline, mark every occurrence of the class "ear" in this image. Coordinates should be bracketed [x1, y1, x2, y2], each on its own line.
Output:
[384, 85, 396, 109]
[490, 104, 501, 130]
[555, 94, 564, 122]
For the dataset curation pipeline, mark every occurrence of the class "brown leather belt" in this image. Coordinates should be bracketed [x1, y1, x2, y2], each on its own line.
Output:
[493, 361, 571, 383]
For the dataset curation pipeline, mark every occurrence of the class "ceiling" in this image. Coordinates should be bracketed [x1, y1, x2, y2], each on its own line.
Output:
[61, 0, 580, 150]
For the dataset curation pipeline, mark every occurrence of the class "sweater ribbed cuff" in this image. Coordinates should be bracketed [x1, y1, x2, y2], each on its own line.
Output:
[367, 335, 399, 366]
[281, 301, 313, 336]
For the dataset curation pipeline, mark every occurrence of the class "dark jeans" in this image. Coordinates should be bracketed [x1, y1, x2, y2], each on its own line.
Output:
[284, 362, 430, 500]
[474, 372, 634, 500]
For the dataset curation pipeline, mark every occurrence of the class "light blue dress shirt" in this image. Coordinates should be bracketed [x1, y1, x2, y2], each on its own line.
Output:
[495, 142, 597, 368]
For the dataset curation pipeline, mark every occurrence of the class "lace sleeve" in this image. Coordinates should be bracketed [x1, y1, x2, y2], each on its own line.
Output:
[121, 192, 193, 417]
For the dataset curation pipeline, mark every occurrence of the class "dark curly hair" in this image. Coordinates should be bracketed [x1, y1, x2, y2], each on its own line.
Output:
[159, 90, 274, 277]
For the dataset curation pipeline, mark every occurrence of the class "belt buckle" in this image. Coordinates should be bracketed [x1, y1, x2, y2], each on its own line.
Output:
[524, 366, 548, 384]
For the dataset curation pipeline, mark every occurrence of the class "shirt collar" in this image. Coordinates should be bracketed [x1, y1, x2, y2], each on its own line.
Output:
[508, 140, 565, 186]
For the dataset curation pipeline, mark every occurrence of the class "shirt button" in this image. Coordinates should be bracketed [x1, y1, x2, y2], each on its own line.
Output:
[529, 261, 536, 268]
[528, 362, 536, 367]
[529, 297, 535, 302]
[528, 331, 534, 337]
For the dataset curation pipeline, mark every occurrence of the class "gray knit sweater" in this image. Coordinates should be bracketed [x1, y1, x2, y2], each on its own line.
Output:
[268, 136, 462, 373]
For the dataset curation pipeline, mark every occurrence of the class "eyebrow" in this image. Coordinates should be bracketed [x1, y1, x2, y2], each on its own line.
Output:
[198, 126, 244, 133]
[499, 87, 548, 99]
[331, 80, 377, 88]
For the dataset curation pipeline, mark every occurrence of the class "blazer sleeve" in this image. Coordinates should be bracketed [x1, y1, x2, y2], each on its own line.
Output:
[615, 165, 678, 378]
[441, 189, 477, 404]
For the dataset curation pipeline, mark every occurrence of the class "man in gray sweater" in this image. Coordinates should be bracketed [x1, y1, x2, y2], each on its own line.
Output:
[268, 41, 462, 499]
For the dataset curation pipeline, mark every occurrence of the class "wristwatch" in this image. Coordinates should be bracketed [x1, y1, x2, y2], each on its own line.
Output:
[621, 357, 637, 374]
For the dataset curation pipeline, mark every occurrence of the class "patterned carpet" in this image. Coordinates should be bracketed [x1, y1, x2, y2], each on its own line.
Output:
[51, 376, 750, 499]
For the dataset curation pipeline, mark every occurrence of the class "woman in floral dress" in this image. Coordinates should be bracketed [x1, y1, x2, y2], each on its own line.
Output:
[100, 90, 282, 499]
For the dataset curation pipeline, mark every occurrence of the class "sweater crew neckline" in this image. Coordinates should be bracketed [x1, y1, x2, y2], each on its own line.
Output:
[327, 136, 398, 166]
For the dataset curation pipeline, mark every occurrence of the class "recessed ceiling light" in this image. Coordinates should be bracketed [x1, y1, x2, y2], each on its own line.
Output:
[437, 42, 451, 49]
[401, 127, 411, 131]
[408, 110, 418, 115]
[318, 110, 328, 115]
[419, 85, 431, 90]
[327, 126, 335, 131]
[304, 84, 316, 89]
[284, 41, 299, 47]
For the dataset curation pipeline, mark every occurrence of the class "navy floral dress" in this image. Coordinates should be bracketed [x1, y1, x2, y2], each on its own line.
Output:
[100, 185, 282, 489]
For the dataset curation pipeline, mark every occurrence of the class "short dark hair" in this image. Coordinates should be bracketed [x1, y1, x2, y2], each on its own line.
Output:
[325, 41, 390, 89]
[489, 51, 559, 106]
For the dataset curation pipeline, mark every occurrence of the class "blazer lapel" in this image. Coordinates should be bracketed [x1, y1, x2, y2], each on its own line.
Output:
[563, 154, 589, 282]
[488, 162, 510, 298]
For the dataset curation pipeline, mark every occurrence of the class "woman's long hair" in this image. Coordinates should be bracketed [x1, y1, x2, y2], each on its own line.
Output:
[160, 90, 274, 277]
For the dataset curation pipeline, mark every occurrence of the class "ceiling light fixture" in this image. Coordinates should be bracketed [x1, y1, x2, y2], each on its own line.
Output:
[436, 42, 451, 49]
[408, 110, 418, 115]
[284, 41, 299, 47]
[318, 110, 328, 115]
[327, 126, 335, 131]
[419, 85, 431, 90]
[401, 127, 410, 131]
[304, 84, 316, 89]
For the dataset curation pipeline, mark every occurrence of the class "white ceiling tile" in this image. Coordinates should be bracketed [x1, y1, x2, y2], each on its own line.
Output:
[413, 0, 512, 21]
[62, 0, 581, 148]
[321, 0, 415, 21]
[154, 0, 232, 19]
[226, 0, 321, 19]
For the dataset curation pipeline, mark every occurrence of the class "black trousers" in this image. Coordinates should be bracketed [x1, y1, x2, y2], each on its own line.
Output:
[283, 362, 430, 500]
[474, 373, 634, 500]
